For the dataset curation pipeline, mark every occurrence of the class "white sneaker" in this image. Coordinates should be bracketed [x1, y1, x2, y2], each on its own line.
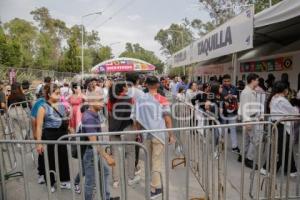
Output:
[290, 172, 298, 178]
[37, 175, 45, 184]
[60, 182, 71, 189]
[113, 181, 119, 189]
[51, 187, 56, 193]
[128, 175, 141, 186]
[74, 184, 81, 194]
[260, 168, 268, 176]
[213, 151, 219, 160]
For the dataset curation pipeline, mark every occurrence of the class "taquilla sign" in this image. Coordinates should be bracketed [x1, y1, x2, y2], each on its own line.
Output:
[169, 7, 254, 68]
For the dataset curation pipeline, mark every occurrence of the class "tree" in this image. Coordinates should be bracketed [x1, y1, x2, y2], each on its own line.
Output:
[0, 24, 22, 67]
[90, 46, 113, 66]
[254, 0, 283, 13]
[192, 0, 283, 36]
[120, 43, 164, 73]
[30, 7, 68, 69]
[4, 18, 37, 67]
[154, 23, 193, 56]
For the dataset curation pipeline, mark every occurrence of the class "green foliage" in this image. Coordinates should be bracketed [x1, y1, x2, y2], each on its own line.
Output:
[0, 7, 104, 73]
[191, 0, 283, 36]
[154, 23, 193, 56]
[120, 43, 164, 73]
[91, 46, 113, 66]
[254, 0, 283, 13]
[0, 25, 22, 67]
[4, 18, 37, 67]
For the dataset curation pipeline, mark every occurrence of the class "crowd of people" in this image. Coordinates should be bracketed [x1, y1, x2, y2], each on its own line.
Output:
[167, 72, 299, 176]
[0, 73, 176, 200]
[0, 71, 299, 200]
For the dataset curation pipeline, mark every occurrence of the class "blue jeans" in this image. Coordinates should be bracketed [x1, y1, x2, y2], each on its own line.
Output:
[74, 158, 85, 185]
[221, 115, 238, 148]
[84, 148, 110, 200]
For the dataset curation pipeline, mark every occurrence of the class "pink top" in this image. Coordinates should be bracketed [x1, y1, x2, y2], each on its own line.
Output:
[68, 95, 84, 131]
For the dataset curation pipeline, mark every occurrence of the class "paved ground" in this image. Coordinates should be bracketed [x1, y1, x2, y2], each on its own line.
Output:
[1, 125, 300, 200]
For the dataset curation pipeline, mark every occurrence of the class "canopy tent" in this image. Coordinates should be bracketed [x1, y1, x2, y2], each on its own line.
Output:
[91, 57, 156, 74]
[187, 0, 300, 82]
[254, 0, 300, 28]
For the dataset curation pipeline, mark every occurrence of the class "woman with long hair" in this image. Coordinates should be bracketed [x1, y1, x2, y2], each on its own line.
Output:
[68, 83, 85, 133]
[36, 83, 71, 192]
[8, 82, 30, 140]
[7, 82, 26, 107]
[107, 79, 140, 188]
[261, 81, 298, 177]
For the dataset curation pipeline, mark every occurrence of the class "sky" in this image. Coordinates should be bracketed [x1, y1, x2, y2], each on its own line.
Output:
[0, 0, 210, 61]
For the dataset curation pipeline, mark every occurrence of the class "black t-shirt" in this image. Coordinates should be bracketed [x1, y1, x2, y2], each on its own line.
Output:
[0, 91, 5, 114]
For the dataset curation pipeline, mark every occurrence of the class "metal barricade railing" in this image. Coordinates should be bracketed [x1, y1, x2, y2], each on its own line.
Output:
[1, 92, 299, 200]
[253, 114, 300, 200]
[3, 120, 299, 200]
[0, 138, 151, 200]
[170, 94, 299, 200]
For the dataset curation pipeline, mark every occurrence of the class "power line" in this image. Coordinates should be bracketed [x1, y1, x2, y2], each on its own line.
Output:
[94, 0, 136, 29]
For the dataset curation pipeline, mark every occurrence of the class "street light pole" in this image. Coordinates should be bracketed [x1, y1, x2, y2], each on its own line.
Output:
[81, 11, 102, 84]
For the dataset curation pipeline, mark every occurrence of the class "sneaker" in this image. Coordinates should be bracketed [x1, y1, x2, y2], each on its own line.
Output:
[74, 184, 81, 194]
[51, 187, 56, 193]
[213, 151, 219, 160]
[245, 158, 258, 170]
[128, 175, 141, 186]
[290, 172, 298, 178]
[260, 168, 268, 176]
[151, 188, 162, 199]
[232, 147, 240, 154]
[38, 175, 45, 184]
[237, 155, 242, 162]
[135, 166, 142, 176]
[60, 182, 71, 189]
[110, 197, 120, 200]
[113, 181, 119, 189]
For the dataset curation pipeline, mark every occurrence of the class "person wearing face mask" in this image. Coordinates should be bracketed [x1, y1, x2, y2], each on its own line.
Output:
[35, 83, 71, 192]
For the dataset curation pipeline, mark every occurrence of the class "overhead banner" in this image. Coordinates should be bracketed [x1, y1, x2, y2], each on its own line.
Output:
[170, 7, 254, 68]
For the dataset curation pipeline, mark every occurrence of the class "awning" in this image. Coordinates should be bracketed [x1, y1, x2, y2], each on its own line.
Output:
[238, 42, 282, 62]
[254, 0, 300, 28]
[170, 0, 300, 68]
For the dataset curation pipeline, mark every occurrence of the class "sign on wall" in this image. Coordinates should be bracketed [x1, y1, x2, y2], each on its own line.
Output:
[240, 57, 293, 73]
[169, 7, 254, 68]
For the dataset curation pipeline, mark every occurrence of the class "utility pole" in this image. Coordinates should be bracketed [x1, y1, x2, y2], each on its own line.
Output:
[81, 11, 102, 84]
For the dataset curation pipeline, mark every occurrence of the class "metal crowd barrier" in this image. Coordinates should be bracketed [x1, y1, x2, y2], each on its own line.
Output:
[0, 138, 151, 200]
[254, 114, 300, 200]
[0, 123, 281, 200]
[1, 95, 299, 200]
[170, 95, 299, 200]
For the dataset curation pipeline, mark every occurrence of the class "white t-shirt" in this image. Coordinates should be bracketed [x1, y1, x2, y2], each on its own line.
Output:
[127, 87, 145, 100]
